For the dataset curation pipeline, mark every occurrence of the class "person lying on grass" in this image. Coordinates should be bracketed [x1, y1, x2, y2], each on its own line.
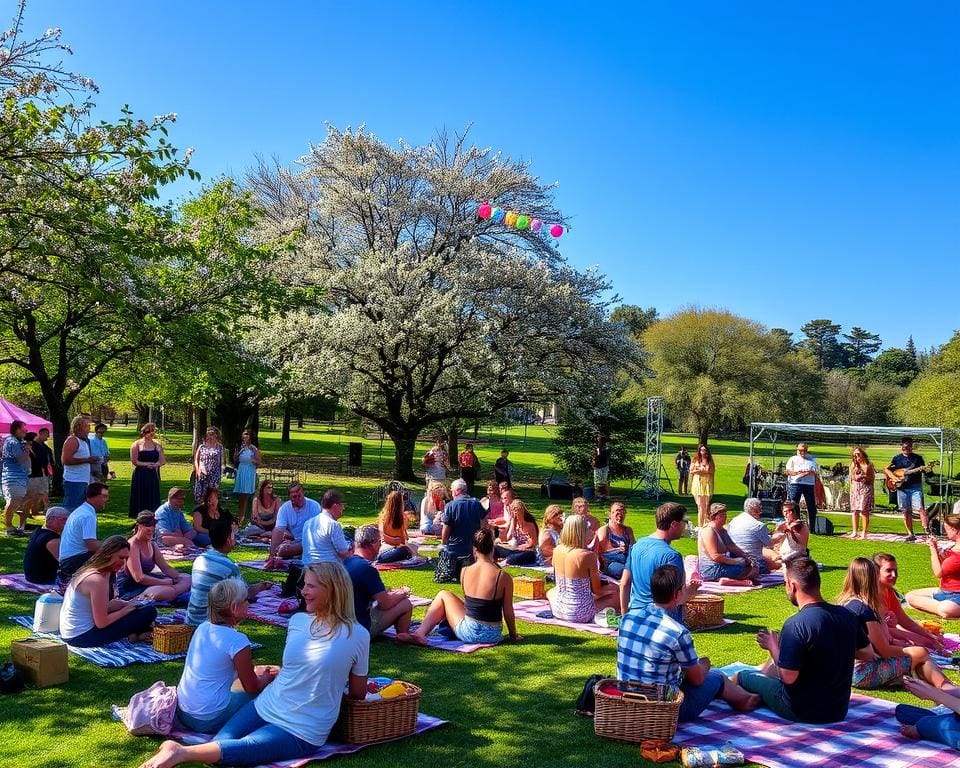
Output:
[175, 578, 278, 734]
[60, 535, 157, 647]
[139, 562, 369, 768]
[837, 557, 954, 691]
[735, 556, 872, 724]
[398, 527, 521, 646]
[906, 506, 960, 620]
[548, 515, 619, 622]
[873, 552, 943, 652]
[617, 563, 760, 721]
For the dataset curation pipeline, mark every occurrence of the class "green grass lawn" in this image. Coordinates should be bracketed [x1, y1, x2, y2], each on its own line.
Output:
[0, 425, 953, 767]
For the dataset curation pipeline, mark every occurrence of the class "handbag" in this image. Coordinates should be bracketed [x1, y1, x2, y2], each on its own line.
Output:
[121, 681, 178, 736]
[574, 673, 606, 716]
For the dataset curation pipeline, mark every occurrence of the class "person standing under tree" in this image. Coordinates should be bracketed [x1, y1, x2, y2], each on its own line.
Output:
[458, 442, 481, 497]
[884, 437, 931, 541]
[494, 449, 513, 489]
[422, 436, 450, 489]
[675, 447, 691, 495]
[593, 434, 611, 501]
[785, 443, 819, 534]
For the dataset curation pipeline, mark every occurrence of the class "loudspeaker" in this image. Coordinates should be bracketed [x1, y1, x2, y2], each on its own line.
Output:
[760, 499, 782, 519]
[813, 517, 834, 536]
[348, 442, 362, 467]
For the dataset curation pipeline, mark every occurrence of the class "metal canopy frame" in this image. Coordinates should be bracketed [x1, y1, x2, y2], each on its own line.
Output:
[748, 422, 956, 508]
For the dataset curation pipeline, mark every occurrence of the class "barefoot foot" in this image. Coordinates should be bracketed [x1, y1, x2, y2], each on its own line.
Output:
[138, 740, 185, 768]
[396, 632, 428, 646]
[900, 724, 920, 740]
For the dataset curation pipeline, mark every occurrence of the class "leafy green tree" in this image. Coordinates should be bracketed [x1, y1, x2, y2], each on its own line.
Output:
[865, 348, 920, 387]
[801, 319, 844, 369]
[842, 327, 882, 368]
[611, 305, 658, 338]
[896, 332, 960, 428]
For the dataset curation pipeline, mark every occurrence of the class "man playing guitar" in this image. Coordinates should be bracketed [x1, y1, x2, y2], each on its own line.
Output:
[883, 437, 932, 540]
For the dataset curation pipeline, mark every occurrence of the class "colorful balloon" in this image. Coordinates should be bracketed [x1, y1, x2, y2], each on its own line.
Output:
[504, 211, 518, 227]
[516, 215, 530, 230]
[530, 218, 542, 232]
[477, 203, 492, 220]
[550, 224, 564, 238]
[491, 207, 505, 223]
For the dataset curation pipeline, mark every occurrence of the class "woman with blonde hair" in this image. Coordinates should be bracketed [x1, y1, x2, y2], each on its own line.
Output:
[60, 535, 157, 647]
[849, 446, 876, 539]
[139, 562, 369, 768]
[61, 414, 97, 511]
[129, 422, 166, 519]
[548, 515, 619, 622]
[690, 444, 716, 528]
[174, 578, 278, 733]
[194, 426, 225, 503]
[538, 505, 564, 566]
[837, 557, 953, 690]
[419, 480, 447, 535]
[906, 506, 960, 620]
[377, 490, 417, 563]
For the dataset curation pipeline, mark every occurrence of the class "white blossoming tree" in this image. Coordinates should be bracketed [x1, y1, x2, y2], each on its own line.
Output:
[248, 127, 640, 480]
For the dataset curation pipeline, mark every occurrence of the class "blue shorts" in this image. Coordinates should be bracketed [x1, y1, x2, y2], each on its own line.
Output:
[699, 559, 748, 581]
[933, 590, 960, 603]
[455, 617, 502, 645]
[897, 489, 924, 512]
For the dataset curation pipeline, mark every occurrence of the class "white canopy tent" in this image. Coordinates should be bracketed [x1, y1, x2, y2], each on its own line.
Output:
[748, 422, 956, 506]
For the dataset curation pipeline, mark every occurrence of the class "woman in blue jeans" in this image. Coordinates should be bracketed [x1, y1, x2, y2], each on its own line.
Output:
[138, 562, 370, 768]
[59, 536, 157, 647]
[897, 677, 960, 748]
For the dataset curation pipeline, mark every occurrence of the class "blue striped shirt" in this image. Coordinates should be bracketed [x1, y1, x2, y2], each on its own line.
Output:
[186, 550, 241, 626]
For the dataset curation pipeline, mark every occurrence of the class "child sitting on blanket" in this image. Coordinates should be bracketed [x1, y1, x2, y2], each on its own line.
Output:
[836, 558, 955, 691]
[138, 562, 369, 768]
[873, 553, 943, 652]
[176, 578, 278, 733]
[617, 563, 760, 722]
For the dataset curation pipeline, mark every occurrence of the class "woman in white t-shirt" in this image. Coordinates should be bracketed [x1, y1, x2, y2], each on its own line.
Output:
[175, 578, 278, 734]
[138, 562, 369, 768]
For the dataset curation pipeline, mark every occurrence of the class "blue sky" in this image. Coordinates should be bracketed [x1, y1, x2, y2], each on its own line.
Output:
[38, 1, 960, 351]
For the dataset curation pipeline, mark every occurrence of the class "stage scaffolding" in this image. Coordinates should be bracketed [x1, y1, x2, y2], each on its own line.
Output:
[634, 396, 671, 499]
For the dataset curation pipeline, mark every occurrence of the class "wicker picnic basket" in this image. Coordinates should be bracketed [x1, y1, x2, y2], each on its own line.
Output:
[152, 624, 194, 655]
[513, 576, 546, 600]
[683, 594, 724, 630]
[593, 680, 683, 744]
[336, 682, 421, 744]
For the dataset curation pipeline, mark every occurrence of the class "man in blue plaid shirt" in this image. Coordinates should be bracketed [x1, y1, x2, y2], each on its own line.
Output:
[617, 564, 760, 721]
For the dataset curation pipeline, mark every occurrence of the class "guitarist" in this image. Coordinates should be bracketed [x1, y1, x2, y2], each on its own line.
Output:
[884, 437, 930, 540]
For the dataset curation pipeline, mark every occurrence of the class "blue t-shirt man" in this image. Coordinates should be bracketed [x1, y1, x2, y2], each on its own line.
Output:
[343, 554, 386, 630]
[1, 434, 29, 485]
[442, 494, 486, 558]
[624, 535, 684, 619]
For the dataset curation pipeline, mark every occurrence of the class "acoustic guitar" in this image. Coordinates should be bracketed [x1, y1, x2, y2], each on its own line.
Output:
[883, 460, 939, 492]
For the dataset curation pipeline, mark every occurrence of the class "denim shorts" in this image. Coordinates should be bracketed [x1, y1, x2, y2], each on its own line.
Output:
[699, 559, 747, 581]
[933, 590, 960, 603]
[455, 617, 502, 644]
[897, 489, 924, 512]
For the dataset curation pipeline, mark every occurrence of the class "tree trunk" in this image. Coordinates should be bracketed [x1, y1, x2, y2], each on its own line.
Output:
[246, 402, 260, 444]
[281, 401, 291, 444]
[193, 408, 208, 454]
[297, 413, 304, 429]
[47, 405, 71, 499]
[184, 404, 194, 434]
[211, 390, 258, 458]
[391, 432, 419, 481]
[447, 421, 459, 475]
[698, 428, 710, 447]
[133, 402, 150, 430]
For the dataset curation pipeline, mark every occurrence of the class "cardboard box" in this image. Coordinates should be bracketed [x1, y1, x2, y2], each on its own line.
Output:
[514, 576, 546, 600]
[11, 638, 69, 687]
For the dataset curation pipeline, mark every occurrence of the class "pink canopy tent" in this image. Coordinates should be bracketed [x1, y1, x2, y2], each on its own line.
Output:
[0, 398, 53, 436]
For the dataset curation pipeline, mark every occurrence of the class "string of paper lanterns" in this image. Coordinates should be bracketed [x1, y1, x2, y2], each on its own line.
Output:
[476, 202, 565, 239]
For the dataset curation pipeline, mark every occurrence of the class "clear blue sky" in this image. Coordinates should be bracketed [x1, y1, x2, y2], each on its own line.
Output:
[39, 1, 960, 351]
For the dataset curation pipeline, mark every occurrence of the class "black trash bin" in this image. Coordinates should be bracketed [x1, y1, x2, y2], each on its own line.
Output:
[348, 442, 362, 467]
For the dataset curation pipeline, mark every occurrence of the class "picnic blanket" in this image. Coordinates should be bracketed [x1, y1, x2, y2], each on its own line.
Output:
[238, 559, 294, 572]
[10, 615, 186, 667]
[374, 556, 429, 571]
[382, 622, 496, 653]
[512, 599, 618, 637]
[159, 545, 205, 562]
[840, 532, 943, 545]
[112, 708, 446, 767]
[675, 688, 960, 768]
[0, 572, 56, 595]
[246, 586, 433, 630]
[696, 572, 785, 595]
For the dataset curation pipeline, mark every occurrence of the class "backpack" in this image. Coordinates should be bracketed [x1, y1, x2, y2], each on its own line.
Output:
[121, 681, 178, 736]
[574, 674, 606, 716]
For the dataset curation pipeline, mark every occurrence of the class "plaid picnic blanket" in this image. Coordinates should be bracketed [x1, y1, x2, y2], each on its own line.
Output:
[696, 573, 785, 595]
[840, 532, 947, 546]
[382, 622, 496, 653]
[10, 615, 186, 667]
[676, 690, 960, 768]
[374, 556, 429, 571]
[238, 559, 294, 572]
[158, 545, 205, 562]
[0, 572, 56, 595]
[512, 599, 617, 637]
[111, 708, 446, 767]
[246, 586, 433, 630]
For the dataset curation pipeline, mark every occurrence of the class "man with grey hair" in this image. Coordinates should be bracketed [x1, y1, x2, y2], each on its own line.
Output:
[728, 497, 781, 574]
[343, 524, 413, 637]
[23, 506, 69, 584]
[441, 478, 487, 561]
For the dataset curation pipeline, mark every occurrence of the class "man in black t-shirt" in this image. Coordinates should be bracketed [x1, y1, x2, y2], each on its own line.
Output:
[23, 506, 69, 584]
[593, 434, 611, 501]
[25, 428, 54, 518]
[675, 447, 691, 494]
[884, 438, 930, 540]
[736, 557, 871, 723]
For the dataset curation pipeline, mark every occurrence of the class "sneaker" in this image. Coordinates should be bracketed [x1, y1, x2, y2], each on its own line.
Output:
[594, 608, 621, 628]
